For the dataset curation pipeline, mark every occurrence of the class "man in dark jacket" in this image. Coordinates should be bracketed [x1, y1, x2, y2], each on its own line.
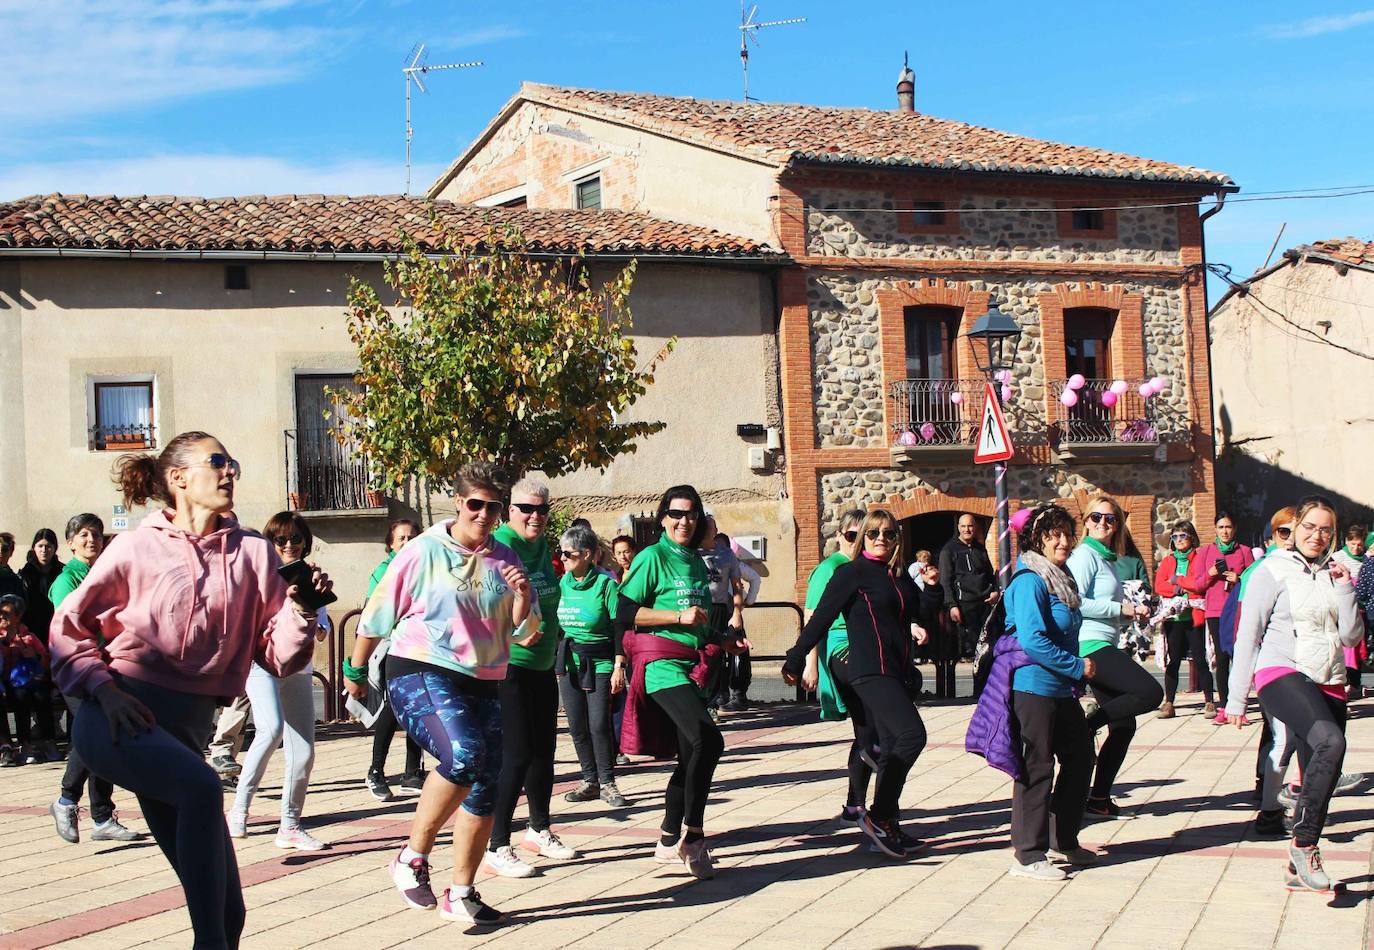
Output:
[938, 514, 998, 660]
[0, 533, 28, 603]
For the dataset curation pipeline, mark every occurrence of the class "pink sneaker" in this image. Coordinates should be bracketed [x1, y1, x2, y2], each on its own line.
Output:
[389, 850, 437, 910]
[1213, 710, 1229, 725]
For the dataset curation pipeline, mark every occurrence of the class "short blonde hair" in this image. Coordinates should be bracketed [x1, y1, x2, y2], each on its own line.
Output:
[510, 477, 550, 502]
[857, 509, 903, 573]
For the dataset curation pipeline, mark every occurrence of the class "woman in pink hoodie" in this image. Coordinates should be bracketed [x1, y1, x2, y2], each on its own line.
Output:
[48, 431, 331, 950]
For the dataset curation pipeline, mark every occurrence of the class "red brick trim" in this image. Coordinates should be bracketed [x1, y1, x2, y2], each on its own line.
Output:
[1038, 282, 1146, 424]
[1056, 200, 1119, 240]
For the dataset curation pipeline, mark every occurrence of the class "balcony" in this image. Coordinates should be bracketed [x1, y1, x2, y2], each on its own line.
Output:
[1051, 378, 1159, 460]
[888, 378, 987, 463]
[89, 423, 156, 452]
[284, 428, 386, 516]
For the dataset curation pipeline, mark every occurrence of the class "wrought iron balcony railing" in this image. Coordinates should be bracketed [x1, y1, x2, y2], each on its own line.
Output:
[889, 378, 988, 446]
[1050, 378, 1158, 446]
[284, 428, 384, 513]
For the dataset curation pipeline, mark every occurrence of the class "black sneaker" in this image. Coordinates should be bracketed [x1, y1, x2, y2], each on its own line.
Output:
[365, 769, 394, 802]
[210, 754, 241, 777]
[1084, 797, 1127, 820]
[400, 769, 426, 792]
[860, 813, 906, 859]
[894, 825, 928, 856]
[722, 693, 749, 712]
[599, 782, 628, 807]
[838, 804, 865, 825]
[1254, 809, 1287, 838]
[564, 780, 600, 803]
[0, 745, 17, 768]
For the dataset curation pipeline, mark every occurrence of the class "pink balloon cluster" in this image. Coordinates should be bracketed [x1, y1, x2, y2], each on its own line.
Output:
[1061, 374, 1170, 407]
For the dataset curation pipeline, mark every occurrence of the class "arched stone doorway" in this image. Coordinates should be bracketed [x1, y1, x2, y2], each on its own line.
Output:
[871, 489, 1010, 572]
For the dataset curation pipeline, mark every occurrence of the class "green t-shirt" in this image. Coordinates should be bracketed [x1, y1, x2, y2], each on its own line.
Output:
[618, 533, 711, 694]
[493, 524, 560, 671]
[366, 551, 395, 599]
[558, 569, 619, 675]
[806, 551, 852, 720]
[48, 558, 90, 609]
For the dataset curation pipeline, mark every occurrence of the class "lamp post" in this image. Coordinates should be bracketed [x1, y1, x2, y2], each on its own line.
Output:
[967, 305, 1023, 585]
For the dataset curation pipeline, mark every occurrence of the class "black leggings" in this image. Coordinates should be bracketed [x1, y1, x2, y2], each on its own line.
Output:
[489, 664, 558, 848]
[369, 657, 422, 775]
[1163, 622, 1212, 703]
[560, 668, 616, 785]
[848, 676, 927, 821]
[1259, 673, 1347, 847]
[650, 684, 724, 834]
[1086, 646, 1164, 799]
[7, 682, 55, 743]
[829, 648, 877, 808]
[1206, 618, 1230, 706]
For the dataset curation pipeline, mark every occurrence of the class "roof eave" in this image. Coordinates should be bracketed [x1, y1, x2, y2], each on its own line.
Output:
[425, 89, 529, 199]
[782, 155, 1237, 192]
[0, 245, 789, 267]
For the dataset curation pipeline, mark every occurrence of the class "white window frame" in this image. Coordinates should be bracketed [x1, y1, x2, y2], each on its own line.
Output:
[573, 175, 602, 210]
[474, 185, 529, 208]
[86, 373, 159, 451]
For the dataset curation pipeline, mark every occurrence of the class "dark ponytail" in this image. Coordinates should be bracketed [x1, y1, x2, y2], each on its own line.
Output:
[112, 430, 218, 509]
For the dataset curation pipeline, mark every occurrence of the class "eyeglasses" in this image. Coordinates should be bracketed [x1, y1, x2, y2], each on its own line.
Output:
[842, 530, 859, 543]
[1274, 526, 1293, 539]
[1087, 512, 1118, 526]
[273, 534, 305, 547]
[196, 453, 241, 478]
[865, 529, 898, 542]
[512, 502, 550, 516]
[462, 497, 505, 516]
[1299, 522, 1335, 539]
[560, 549, 586, 559]
[1171, 533, 1191, 541]
[664, 508, 698, 521]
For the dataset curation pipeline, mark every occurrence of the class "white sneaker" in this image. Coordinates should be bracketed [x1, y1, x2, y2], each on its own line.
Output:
[275, 827, 327, 851]
[1335, 772, 1363, 795]
[226, 811, 247, 839]
[483, 845, 535, 878]
[682, 838, 715, 879]
[654, 838, 684, 864]
[1008, 858, 1067, 881]
[521, 827, 577, 860]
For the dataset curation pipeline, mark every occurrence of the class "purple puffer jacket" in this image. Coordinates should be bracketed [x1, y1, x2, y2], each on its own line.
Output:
[965, 636, 1033, 780]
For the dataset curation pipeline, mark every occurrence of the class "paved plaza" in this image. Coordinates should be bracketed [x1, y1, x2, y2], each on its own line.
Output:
[1, 685, 1372, 949]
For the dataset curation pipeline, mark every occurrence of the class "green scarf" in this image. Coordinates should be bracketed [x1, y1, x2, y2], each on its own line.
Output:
[1170, 549, 1191, 574]
[1083, 536, 1117, 562]
[1215, 539, 1237, 555]
[1342, 544, 1365, 563]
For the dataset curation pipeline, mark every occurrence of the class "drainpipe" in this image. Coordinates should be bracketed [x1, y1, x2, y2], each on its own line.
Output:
[1198, 188, 1228, 530]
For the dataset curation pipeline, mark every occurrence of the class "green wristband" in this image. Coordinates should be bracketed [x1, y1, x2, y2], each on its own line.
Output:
[342, 659, 368, 684]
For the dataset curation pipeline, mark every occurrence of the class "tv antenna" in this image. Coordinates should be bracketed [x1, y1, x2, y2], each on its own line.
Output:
[404, 43, 483, 194]
[739, 2, 804, 101]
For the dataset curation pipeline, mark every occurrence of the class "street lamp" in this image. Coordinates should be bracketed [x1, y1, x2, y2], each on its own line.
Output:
[966, 305, 1022, 585]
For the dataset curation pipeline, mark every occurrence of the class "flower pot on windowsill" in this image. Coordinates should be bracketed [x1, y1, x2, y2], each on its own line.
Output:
[365, 490, 386, 509]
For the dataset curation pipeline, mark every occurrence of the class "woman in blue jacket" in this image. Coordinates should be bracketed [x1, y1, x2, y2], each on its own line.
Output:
[1005, 503, 1096, 882]
[1066, 496, 1164, 819]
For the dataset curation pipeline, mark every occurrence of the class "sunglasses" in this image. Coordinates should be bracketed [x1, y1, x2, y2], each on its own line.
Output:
[1274, 526, 1293, 539]
[1170, 533, 1191, 542]
[462, 497, 505, 516]
[664, 508, 698, 521]
[512, 502, 550, 516]
[273, 534, 305, 547]
[196, 453, 241, 478]
[865, 529, 898, 542]
[1088, 512, 1119, 526]
[842, 530, 859, 543]
[560, 549, 586, 559]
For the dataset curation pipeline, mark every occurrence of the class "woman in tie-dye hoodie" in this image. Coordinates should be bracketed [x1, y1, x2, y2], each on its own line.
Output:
[346, 462, 535, 929]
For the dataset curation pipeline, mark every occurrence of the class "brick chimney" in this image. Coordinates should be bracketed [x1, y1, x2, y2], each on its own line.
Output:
[896, 52, 915, 112]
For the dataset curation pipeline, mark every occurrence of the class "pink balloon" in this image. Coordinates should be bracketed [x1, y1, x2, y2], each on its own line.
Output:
[1150, 376, 1166, 392]
[1060, 389, 1079, 408]
[1109, 379, 1129, 396]
[1138, 382, 1154, 398]
[1010, 507, 1034, 533]
[949, 391, 964, 405]
[1100, 390, 1119, 408]
[1000, 384, 1013, 402]
[1068, 374, 1086, 391]
[898, 429, 918, 446]
[995, 369, 1012, 385]
[919, 421, 937, 441]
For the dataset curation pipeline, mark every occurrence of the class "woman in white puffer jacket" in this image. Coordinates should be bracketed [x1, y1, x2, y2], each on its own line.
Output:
[1228, 496, 1362, 893]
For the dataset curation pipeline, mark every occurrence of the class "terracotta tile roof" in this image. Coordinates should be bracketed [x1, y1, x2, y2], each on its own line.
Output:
[0, 193, 779, 259]
[1296, 237, 1374, 268]
[514, 83, 1233, 187]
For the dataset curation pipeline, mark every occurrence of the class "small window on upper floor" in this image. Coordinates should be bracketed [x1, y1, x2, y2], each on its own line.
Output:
[89, 378, 156, 451]
[1057, 202, 1118, 239]
[575, 176, 602, 210]
[897, 197, 960, 235]
[1071, 209, 1106, 232]
[912, 203, 948, 227]
[497, 196, 528, 209]
[225, 264, 250, 290]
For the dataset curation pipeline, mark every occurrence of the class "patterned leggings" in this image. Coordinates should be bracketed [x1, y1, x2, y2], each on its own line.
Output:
[387, 669, 503, 816]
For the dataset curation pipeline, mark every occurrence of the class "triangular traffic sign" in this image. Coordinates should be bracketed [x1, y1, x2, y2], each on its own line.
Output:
[973, 382, 1014, 464]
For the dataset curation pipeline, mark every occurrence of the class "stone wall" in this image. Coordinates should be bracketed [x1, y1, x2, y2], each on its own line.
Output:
[817, 461, 1196, 559]
[804, 190, 1180, 264]
[808, 273, 1190, 449]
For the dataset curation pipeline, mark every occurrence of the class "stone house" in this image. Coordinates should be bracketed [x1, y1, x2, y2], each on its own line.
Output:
[1211, 237, 1374, 536]
[0, 194, 784, 610]
[430, 81, 1236, 584]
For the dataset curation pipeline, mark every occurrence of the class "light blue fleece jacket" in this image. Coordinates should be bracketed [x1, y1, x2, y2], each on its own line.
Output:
[1066, 542, 1126, 655]
[1006, 562, 1085, 697]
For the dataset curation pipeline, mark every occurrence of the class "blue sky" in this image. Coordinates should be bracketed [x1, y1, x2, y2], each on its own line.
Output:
[2, 0, 1371, 296]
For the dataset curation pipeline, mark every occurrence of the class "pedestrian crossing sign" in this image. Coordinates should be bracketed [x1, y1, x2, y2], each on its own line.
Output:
[973, 382, 1014, 464]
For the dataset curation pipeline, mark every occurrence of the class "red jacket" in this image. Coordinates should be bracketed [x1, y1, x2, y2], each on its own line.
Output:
[1154, 550, 1205, 627]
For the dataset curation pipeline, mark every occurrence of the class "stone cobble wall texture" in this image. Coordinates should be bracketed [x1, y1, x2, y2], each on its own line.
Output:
[804, 190, 1180, 264]
[809, 273, 1190, 449]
